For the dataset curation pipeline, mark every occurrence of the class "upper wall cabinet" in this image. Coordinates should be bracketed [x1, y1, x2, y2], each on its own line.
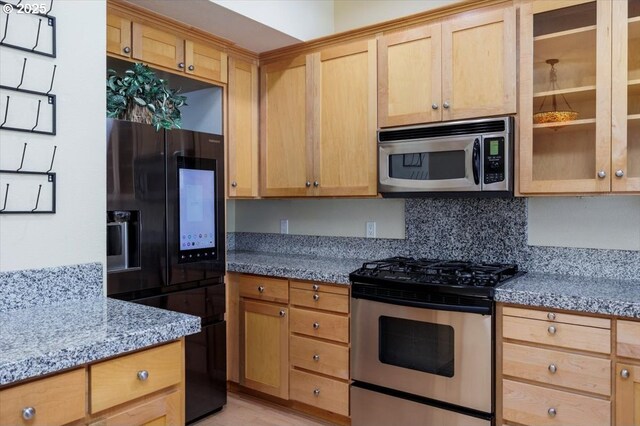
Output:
[519, 0, 639, 194]
[378, 5, 516, 127]
[107, 12, 131, 59]
[260, 41, 377, 197]
[228, 57, 259, 198]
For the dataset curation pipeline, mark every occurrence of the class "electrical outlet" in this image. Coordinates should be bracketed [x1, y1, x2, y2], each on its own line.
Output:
[366, 221, 376, 238]
[280, 219, 289, 234]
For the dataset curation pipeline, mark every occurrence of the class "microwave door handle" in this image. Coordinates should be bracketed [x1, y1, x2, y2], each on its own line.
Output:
[472, 138, 481, 186]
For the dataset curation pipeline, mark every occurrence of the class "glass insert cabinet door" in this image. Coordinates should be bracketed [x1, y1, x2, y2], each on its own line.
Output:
[519, 0, 612, 194]
[612, 0, 640, 192]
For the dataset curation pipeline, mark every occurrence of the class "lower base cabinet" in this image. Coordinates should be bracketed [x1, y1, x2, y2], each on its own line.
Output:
[616, 363, 640, 426]
[0, 340, 185, 426]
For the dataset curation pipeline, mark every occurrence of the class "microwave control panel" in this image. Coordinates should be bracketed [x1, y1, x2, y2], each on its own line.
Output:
[483, 137, 505, 184]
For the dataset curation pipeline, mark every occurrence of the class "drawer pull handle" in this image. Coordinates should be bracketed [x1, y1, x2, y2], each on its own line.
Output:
[313, 354, 320, 362]
[548, 364, 557, 374]
[548, 408, 557, 417]
[621, 369, 630, 379]
[22, 407, 36, 421]
[312, 284, 320, 291]
[313, 388, 320, 396]
[258, 286, 265, 293]
[313, 322, 320, 329]
[547, 325, 557, 335]
[137, 370, 149, 381]
[313, 294, 320, 301]
[279, 310, 286, 317]
[547, 312, 556, 320]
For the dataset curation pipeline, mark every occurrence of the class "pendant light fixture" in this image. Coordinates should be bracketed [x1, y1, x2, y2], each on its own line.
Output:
[533, 59, 579, 128]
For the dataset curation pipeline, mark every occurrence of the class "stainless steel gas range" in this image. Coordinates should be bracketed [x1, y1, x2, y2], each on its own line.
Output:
[350, 257, 522, 426]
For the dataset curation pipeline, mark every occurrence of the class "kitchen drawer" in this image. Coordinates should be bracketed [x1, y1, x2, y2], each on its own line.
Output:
[290, 335, 349, 380]
[0, 368, 85, 426]
[503, 342, 611, 396]
[502, 315, 610, 354]
[290, 369, 349, 416]
[290, 287, 349, 314]
[239, 274, 289, 303]
[617, 319, 640, 360]
[503, 306, 610, 329]
[290, 307, 349, 343]
[290, 280, 349, 296]
[90, 341, 182, 413]
[503, 379, 610, 426]
[91, 389, 181, 425]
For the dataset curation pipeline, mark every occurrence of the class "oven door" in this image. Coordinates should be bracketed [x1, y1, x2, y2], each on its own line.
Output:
[351, 297, 492, 413]
[379, 136, 481, 193]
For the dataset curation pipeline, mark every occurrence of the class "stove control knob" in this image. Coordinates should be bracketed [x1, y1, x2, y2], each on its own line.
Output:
[313, 322, 320, 330]
[548, 408, 557, 418]
[313, 294, 320, 301]
[548, 364, 557, 374]
[547, 312, 556, 321]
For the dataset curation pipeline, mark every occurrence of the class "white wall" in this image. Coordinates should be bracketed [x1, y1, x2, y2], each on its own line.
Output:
[0, 1, 106, 272]
[334, 0, 462, 33]
[229, 199, 405, 239]
[212, 0, 335, 41]
[181, 87, 223, 135]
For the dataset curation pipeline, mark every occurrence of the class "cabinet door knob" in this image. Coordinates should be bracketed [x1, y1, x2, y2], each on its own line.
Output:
[313, 322, 320, 329]
[178, 62, 185, 69]
[431, 103, 439, 110]
[305, 181, 311, 187]
[313, 294, 320, 301]
[621, 369, 630, 379]
[313, 181, 319, 187]
[615, 169, 625, 178]
[137, 370, 149, 381]
[258, 286, 265, 293]
[312, 284, 320, 291]
[548, 364, 557, 374]
[22, 407, 36, 420]
[547, 312, 556, 320]
[597, 170, 606, 179]
[313, 388, 320, 396]
[547, 325, 557, 335]
[123, 46, 131, 54]
[443, 101, 450, 109]
[188, 65, 195, 71]
[548, 408, 557, 417]
[231, 181, 237, 187]
[279, 310, 286, 317]
[313, 354, 320, 361]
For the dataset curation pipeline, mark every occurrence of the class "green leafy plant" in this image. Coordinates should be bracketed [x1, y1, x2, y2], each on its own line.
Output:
[106, 63, 187, 131]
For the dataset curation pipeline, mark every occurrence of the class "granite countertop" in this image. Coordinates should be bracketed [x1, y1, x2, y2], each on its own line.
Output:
[227, 250, 367, 284]
[0, 298, 201, 386]
[495, 272, 640, 319]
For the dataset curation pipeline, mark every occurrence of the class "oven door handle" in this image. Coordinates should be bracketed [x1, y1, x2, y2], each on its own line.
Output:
[353, 293, 492, 315]
[472, 138, 481, 186]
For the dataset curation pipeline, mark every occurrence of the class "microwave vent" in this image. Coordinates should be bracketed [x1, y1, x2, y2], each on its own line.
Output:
[379, 119, 506, 142]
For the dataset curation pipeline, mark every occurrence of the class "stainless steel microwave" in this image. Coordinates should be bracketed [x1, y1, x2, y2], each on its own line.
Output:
[378, 116, 514, 196]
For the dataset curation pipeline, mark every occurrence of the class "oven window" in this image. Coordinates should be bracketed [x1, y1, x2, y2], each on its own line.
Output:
[378, 316, 454, 377]
[388, 151, 465, 180]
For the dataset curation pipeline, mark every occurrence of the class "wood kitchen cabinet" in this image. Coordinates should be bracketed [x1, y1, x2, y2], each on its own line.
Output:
[519, 0, 640, 195]
[107, 12, 132, 59]
[238, 275, 290, 399]
[377, 5, 516, 127]
[260, 40, 377, 197]
[616, 320, 640, 426]
[0, 340, 185, 426]
[228, 57, 259, 198]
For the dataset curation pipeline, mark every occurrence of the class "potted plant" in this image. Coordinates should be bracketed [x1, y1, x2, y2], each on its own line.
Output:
[106, 63, 187, 131]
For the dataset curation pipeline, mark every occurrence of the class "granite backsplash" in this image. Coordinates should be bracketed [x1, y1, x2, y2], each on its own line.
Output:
[229, 198, 640, 281]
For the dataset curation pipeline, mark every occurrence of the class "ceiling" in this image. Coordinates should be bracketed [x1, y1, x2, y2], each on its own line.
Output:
[122, 0, 303, 53]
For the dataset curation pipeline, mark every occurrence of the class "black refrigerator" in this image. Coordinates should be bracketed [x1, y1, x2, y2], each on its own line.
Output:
[106, 119, 226, 423]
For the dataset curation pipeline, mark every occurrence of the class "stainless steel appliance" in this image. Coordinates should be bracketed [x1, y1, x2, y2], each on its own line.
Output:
[378, 116, 514, 196]
[350, 258, 522, 426]
[106, 119, 226, 423]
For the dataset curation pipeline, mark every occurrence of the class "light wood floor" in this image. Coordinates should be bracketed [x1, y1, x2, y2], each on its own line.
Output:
[194, 392, 335, 426]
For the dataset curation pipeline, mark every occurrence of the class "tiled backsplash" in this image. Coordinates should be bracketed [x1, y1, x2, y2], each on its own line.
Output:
[230, 198, 640, 280]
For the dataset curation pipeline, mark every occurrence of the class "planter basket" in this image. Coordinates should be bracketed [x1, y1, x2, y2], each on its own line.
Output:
[123, 103, 152, 125]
